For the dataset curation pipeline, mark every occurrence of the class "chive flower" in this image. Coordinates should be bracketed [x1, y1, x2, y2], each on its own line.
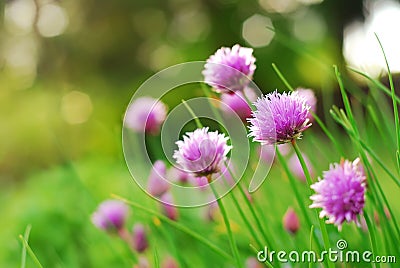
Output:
[248, 90, 311, 145]
[310, 158, 367, 230]
[173, 127, 231, 177]
[91, 200, 129, 232]
[203, 44, 256, 93]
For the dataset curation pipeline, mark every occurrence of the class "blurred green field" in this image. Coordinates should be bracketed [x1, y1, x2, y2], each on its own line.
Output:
[1, 0, 400, 267]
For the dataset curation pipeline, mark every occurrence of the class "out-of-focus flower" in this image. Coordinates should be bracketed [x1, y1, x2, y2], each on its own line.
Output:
[134, 256, 150, 268]
[310, 158, 366, 230]
[147, 160, 170, 197]
[132, 223, 149, 253]
[173, 127, 231, 178]
[220, 87, 257, 122]
[125, 97, 168, 134]
[167, 166, 190, 184]
[161, 256, 179, 268]
[188, 176, 209, 190]
[288, 152, 313, 183]
[248, 90, 311, 145]
[203, 44, 256, 93]
[91, 200, 129, 232]
[294, 88, 317, 120]
[160, 192, 179, 221]
[205, 197, 220, 222]
[283, 207, 300, 234]
[245, 257, 263, 268]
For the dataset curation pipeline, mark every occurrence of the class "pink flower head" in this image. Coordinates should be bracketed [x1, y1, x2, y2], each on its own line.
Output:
[173, 127, 231, 177]
[147, 160, 170, 197]
[283, 207, 300, 234]
[125, 97, 168, 134]
[91, 200, 129, 232]
[310, 158, 367, 230]
[203, 44, 256, 93]
[248, 90, 311, 145]
[294, 88, 317, 120]
[132, 223, 149, 253]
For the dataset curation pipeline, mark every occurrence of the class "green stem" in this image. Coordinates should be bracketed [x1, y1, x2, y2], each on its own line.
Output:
[275, 148, 322, 254]
[225, 165, 276, 250]
[309, 225, 314, 268]
[375, 33, 400, 174]
[20, 225, 32, 268]
[229, 188, 264, 249]
[292, 141, 334, 268]
[19, 235, 43, 268]
[112, 194, 232, 260]
[209, 178, 243, 268]
[364, 212, 381, 268]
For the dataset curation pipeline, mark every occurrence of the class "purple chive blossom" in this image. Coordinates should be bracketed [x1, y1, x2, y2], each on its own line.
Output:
[147, 160, 170, 197]
[283, 207, 300, 234]
[294, 88, 317, 120]
[91, 200, 129, 232]
[310, 158, 367, 230]
[132, 224, 149, 253]
[203, 44, 256, 93]
[173, 127, 232, 177]
[248, 90, 311, 145]
[125, 97, 168, 134]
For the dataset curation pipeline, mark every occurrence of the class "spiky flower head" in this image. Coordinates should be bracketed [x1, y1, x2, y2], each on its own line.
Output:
[310, 158, 367, 230]
[173, 127, 231, 177]
[203, 44, 256, 94]
[248, 90, 311, 145]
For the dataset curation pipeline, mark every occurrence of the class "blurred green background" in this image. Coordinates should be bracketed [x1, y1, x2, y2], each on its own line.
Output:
[1, 0, 399, 267]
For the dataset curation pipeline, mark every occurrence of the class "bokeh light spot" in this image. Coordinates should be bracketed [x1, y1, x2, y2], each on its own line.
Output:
[242, 14, 274, 48]
[61, 91, 93, 125]
[37, 3, 69, 37]
[4, 0, 36, 35]
[343, 0, 400, 77]
[292, 9, 326, 42]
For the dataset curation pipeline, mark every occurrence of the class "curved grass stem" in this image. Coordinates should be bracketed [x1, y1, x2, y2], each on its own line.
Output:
[292, 141, 334, 268]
